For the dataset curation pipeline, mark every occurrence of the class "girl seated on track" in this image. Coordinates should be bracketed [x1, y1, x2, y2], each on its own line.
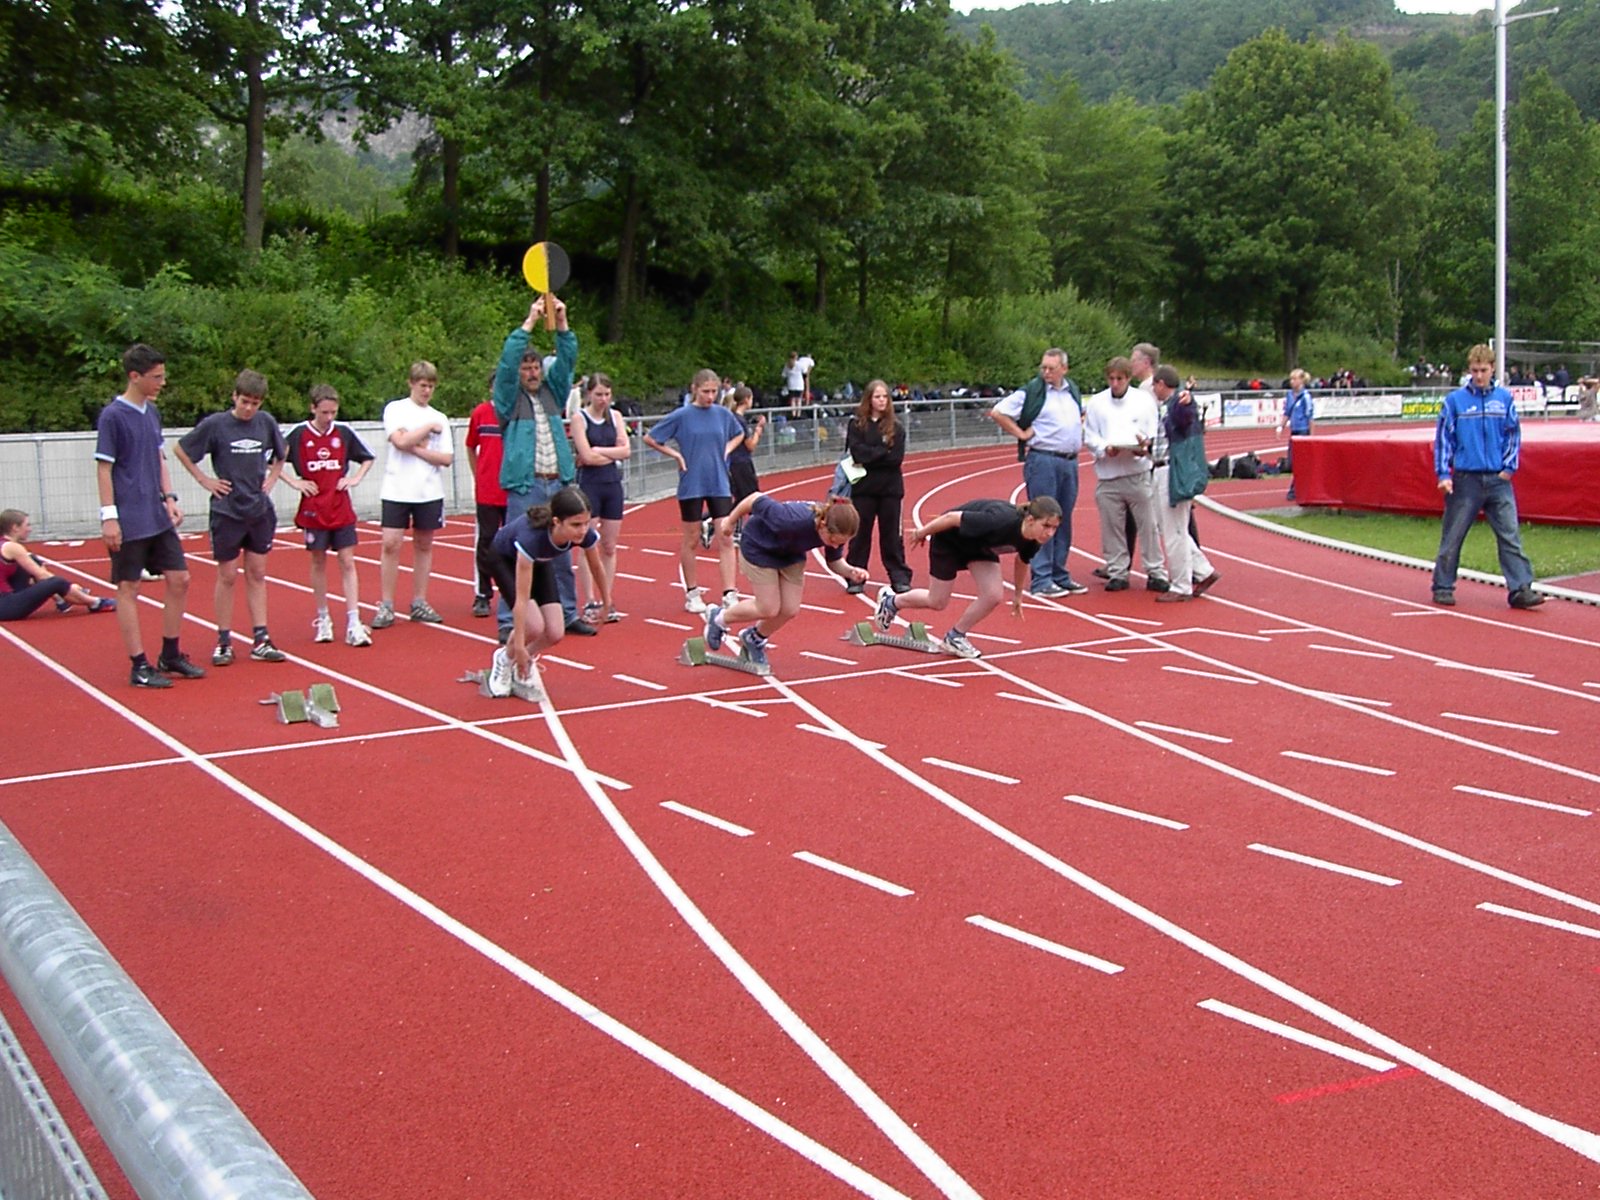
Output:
[873, 497, 1061, 659]
[0, 509, 116, 622]
[703, 494, 866, 670]
[485, 487, 608, 700]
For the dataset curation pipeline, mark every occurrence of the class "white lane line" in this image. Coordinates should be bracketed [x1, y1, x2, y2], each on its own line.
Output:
[1280, 750, 1395, 776]
[1441, 712, 1559, 736]
[966, 915, 1123, 975]
[1258, 626, 1316, 634]
[898, 671, 963, 688]
[0, 631, 913, 1200]
[1134, 721, 1232, 745]
[1454, 785, 1591, 817]
[1477, 902, 1600, 941]
[1114, 647, 1174, 655]
[645, 618, 694, 632]
[1308, 690, 1393, 708]
[1188, 629, 1274, 643]
[638, 547, 676, 557]
[1053, 648, 1127, 663]
[1102, 614, 1163, 627]
[1063, 793, 1188, 831]
[660, 801, 754, 837]
[800, 603, 844, 615]
[1585, 681, 1600, 690]
[1198, 1000, 1398, 1073]
[1393, 610, 1451, 618]
[803, 650, 858, 666]
[1247, 844, 1402, 887]
[1309, 644, 1394, 660]
[543, 654, 594, 672]
[921, 758, 1019, 785]
[614, 674, 668, 691]
[793, 851, 913, 898]
[691, 695, 769, 719]
[797, 723, 886, 750]
[1433, 661, 1537, 680]
[967, 631, 1020, 645]
[1162, 665, 1258, 685]
[616, 571, 657, 583]
[998, 691, 1074, 712]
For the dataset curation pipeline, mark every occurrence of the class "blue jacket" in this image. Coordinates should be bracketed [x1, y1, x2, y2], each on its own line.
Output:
[1283, 388, 1314, 435]
[1434, 382, 1520, 478]
[493, 326, 579, 490]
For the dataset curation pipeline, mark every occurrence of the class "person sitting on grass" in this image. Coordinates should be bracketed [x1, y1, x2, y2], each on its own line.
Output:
[702, 493, 864, 671]
[484, 487, 609, 702]
[873, 497, 1062, 659]
[0, 509, 116, 621]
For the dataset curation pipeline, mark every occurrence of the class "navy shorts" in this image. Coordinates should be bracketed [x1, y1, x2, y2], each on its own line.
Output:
[677, 496, 733, 523]
[210, 510, 277, 562]
[581, 477, 626, 522]
[108, 529, 187, 583]
[380, 498, 445, 531]
[302, 525, 358, 552]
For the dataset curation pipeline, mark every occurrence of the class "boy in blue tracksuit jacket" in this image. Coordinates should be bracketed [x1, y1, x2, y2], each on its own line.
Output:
[1431, 344, 1542, 610]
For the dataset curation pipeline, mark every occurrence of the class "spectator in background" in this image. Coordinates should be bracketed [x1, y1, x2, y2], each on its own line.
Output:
[782, 351, 814, 412]
[0, 509, 116, 620]
[724, 386, 765, 533]
[1282, 368, 1315, 502]
[843, 380, 911, 596]
[1149, 366, 1218, 602]
[570, 372, 631, 624]
[1576, 376, 1599, 422]
[372, 360, 454, 629]
[464, 371, 507, 618]
[1084, 356, 1168, 593]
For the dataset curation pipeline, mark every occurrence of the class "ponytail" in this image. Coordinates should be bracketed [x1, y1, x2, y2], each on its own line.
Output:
[526, 485, 592, 528]
[1020, 496, 1063, 522]
[811, 496, 860, 539]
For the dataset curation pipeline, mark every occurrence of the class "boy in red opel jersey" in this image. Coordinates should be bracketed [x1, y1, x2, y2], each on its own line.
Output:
[284, 385, 376, 646]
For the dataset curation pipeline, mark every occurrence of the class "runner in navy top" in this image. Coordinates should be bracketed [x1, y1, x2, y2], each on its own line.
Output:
[701, 494, 864, 670]
[483, 487, 608, 699]
[0, 509, 116, 620]
[643, 368, 746, 614]
[569, 372, 631, 625]
[873, 497, 1061, 659]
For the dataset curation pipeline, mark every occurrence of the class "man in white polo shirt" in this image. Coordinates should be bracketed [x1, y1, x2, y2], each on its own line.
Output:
[1083, 355, 1170, 592]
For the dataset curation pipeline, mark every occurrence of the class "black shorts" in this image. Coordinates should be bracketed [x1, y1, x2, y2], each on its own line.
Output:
[927, 534, 995, 582]
[489, 551, 559, 609]
[677, 496, 733, 523]
[381, 498, 445, 531]
[729, 459, 760, 503]
[109, 529, 187, 583]
[581, 477, 626, 522]
[302, 525, 358, 552]
[210, 510, 277, 562]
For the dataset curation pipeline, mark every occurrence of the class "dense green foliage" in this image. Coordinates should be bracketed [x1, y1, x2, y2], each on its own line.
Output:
[2, 0, 1597, 432]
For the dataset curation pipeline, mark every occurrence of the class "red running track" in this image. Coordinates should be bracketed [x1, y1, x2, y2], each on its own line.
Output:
[1, 437, 1598, 1198]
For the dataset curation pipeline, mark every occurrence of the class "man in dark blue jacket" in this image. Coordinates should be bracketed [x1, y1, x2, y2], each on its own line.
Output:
[1431, 344, 1543, 610]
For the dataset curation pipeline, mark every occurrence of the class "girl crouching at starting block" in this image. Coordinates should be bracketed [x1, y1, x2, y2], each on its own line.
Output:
[485, 487, 608, 698]
[703, 494, 866, 670]
[873, 496, 1061, 659]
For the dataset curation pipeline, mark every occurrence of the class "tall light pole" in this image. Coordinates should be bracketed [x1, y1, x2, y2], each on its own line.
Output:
[1494, 0, 1558, 383]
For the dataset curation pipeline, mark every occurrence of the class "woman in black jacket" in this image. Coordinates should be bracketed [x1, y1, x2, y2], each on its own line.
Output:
[843, 380, 911, 595]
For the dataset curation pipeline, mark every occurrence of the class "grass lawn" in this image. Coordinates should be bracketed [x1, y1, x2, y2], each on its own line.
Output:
[1257, 510, 1600, 580]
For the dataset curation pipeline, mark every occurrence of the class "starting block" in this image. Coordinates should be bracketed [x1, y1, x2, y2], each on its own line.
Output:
[678, 636, 771, 677]
[457, 668, 546, 702]
[261, 683, 340, 727]
[844, 620, 944, 654]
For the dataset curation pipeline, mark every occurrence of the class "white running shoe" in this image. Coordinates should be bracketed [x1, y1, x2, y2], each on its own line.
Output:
[346, 621, 372, 647]
[942, 629, 981, 659]
[312, 613, 334, 643]
[487, 647, 514, 698]
[684, 587, 707, 614]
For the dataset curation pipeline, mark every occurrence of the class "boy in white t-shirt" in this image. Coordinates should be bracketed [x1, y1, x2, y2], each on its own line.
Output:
[371, 361, 455, 628]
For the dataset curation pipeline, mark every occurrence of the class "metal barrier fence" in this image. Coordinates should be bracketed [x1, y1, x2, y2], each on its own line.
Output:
[0, 817, 313, 1200]
[0, 1000, 107, 1200]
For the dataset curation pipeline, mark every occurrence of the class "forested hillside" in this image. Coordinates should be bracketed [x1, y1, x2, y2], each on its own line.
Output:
[1, 0, 1596, 432]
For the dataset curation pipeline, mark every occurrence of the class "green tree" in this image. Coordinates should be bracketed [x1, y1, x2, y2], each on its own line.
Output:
[1163, 30, 1432, 368]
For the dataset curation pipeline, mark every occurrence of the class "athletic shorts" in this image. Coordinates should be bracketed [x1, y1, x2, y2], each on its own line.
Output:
[729, 459, 760, 503]
[581, 477, 626, 522]
[677, 496, 733, 523]
[302, 525, 358, 552]
[380, 498, 445, 531]
[739, 553, 805, 588]
[209, 510, 277, 562]
[108, 529, 187, 584]
[489, 551, 559, 609]
[927, 534, 995, 582]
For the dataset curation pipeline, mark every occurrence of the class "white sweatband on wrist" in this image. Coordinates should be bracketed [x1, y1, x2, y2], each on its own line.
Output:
[99, 505, 119, 522]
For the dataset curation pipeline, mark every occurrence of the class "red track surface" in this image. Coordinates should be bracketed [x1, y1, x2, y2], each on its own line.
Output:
[3, 434, 1598, 1198]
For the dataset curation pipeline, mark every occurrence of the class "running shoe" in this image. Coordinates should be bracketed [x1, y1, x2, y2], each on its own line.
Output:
[471, 595, 491, 618]
[312, 613, 335, 643]
[873, 586, 898, 632]
[941, 629, 981, 659]
[845, 581, 865, 595]
[604, 608, 626, 623]
[699, 517, 715, 548]
[212, 642, 234, 667]
[54, 595, 73, 614]
[704, 603, 724, 651]
[487, 647, 514, 698]
[88, 597, 117, 612]
[684, 587, 706, 614]
[250, 638, 287, 663]
[370, 602, 396, 629]
[130, 660, 173, 689]
[157, 652, 206, 679]
[582, 600, 604, 625]
[346, 621, 373, 647]
[721, 589, 738, 607]
[1031, 583, 1068, 598]
[1060, 580, 1089, 595]
[410, 599, 444, 623]
[739, 627, 769, 669]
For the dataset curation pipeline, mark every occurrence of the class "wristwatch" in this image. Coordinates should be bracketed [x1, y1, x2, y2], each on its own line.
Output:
[164, 492, 180, 501]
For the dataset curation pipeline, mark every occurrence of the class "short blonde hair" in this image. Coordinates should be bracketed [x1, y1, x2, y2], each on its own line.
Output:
[409, 360, 439, 383]
[1466, 344, 1495, 368]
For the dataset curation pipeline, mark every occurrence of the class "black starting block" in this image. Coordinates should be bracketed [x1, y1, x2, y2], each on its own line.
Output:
[844, 620, 944, 654]
[678, 636, 771, 677]
[261, 683, 340, 727]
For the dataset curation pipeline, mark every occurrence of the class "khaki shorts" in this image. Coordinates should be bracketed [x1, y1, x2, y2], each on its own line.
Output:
[739, 553, 805, 588]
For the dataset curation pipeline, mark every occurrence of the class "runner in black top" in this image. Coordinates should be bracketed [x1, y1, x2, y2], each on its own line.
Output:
[873, 497, 1061, 659]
